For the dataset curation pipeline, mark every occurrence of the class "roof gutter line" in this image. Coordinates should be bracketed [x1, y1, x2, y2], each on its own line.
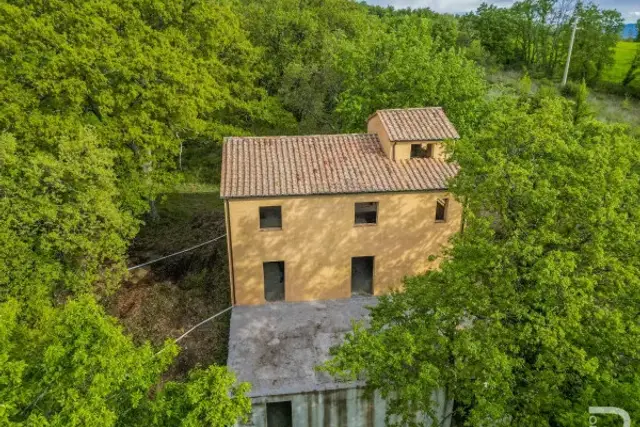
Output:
[222, 187, 453, 200]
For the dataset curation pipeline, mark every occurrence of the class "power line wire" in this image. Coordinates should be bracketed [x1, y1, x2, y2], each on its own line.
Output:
[24, 235, 235, 411]
[174, 306, 233, 344]
[127, 234, 226, 271]
[155, 306, 233, 355]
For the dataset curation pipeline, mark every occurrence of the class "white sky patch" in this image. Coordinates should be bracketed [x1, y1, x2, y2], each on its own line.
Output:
[365, 0, 640, 22]
[366, 0, 512, 13]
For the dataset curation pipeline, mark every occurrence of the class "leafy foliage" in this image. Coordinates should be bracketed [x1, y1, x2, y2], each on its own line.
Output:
[570, 4, 624, 84]
[466, 0, 623, 84]
[0, 129, 134, 299]
[237, 0, 487, 135]
[0, 0, 291, 216]
[324, 92, 640, 426]
[0, 296, 171, 426]
[334, 14, 487, 134]
[0, 296, 249, 426]
[132, 365, 251, 427]
[236, 0, 372, 133]
[0, 0, 267, 424]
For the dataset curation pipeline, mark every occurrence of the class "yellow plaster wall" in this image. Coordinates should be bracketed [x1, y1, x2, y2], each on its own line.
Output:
[226, 191, 461, 305]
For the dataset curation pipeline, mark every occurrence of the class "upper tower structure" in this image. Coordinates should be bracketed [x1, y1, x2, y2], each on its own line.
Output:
[367, 107, 459, 161]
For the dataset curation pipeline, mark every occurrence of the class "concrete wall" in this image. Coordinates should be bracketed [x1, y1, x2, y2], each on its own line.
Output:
[243, 388, 452, 427]
[367, 114, 447, 161]
[226, 191, 462, 305]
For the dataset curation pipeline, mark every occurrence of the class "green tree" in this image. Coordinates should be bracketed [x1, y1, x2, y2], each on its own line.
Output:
[324, 94, 640, 426]
[0, 0, 291, 217]
[0, 297, 250, 426]
[131, 365, 251, 427]
[0, 0, 294, 297]
[467, 1, 622, 84]
[472, 3, 520, 66]
[0, 129, 134, 299]
[573, 79, 592, 123]
[622, 45, 640, 87]
[236, 0, 372, 133]
[570, 6, 624, 84]
[334, 14, 487, 134]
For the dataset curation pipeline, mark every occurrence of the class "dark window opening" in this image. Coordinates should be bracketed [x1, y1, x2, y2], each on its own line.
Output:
[351, 256, 374, 296]
[410, 143, 433, 159]
[267, 401, 292, 427]
[435, 198, 448, 222]
[355, 202, 378, 225]
[260, 206, 282, 229]
[263, 261, 285, 302]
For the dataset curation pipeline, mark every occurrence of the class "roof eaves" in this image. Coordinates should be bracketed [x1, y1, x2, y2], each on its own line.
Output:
[390, 136, 460, 142]
[220, 186, 451, 200]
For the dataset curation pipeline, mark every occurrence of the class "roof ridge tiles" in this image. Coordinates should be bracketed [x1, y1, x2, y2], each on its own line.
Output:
[221, 108, 460, 199]
[225, 132, 377, 141]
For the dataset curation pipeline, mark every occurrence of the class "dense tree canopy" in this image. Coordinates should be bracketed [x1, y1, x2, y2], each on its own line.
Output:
[0, 0, 295, 296]
[0, 296, 249, 426]
[333, 14, 487, 134]
[236, 0, 372, 133]
[0, 0, 266, 424]
[324, 91, 640, 426]
[0, 0, 291, 216]
[465, 0, 623, 84]
[237, 0, 487, 134]
[2, 0, 635, 425]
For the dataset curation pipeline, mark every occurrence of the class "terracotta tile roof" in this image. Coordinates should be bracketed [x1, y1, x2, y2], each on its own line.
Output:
[220, 133, 459, 198]
[374, 107, 459, 141]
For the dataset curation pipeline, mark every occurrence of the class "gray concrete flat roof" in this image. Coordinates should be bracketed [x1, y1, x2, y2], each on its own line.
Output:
[227, 297, 378, 398]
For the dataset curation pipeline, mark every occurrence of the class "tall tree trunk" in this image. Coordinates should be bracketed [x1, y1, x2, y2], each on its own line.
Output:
[149, 198, 159, 222]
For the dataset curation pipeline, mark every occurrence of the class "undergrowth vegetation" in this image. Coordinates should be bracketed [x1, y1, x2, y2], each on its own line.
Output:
[108, 193, 229, 380]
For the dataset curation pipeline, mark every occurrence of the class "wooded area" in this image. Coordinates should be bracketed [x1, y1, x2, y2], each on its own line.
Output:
[1, 0, 639, 425]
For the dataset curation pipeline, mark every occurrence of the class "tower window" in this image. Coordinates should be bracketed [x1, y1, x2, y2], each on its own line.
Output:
[410, 143, 433, 159]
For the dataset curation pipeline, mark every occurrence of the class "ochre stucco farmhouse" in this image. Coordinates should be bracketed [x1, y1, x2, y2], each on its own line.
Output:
[221, 107, 462, 306]
[224, 107, 461, 427]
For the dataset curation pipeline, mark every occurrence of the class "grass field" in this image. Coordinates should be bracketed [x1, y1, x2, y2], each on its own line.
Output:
[602, 41, 639, 89]
[487, 69, 640, 128]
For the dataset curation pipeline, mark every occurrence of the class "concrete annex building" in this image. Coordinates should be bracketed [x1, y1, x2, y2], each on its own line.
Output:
[222, 108, 461, 427]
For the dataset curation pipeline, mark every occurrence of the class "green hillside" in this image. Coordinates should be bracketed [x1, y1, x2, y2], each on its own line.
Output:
[603, 41, 639, 89]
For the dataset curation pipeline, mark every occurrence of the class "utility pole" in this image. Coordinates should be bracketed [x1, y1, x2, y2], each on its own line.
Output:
[562, 16, 579, 86]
